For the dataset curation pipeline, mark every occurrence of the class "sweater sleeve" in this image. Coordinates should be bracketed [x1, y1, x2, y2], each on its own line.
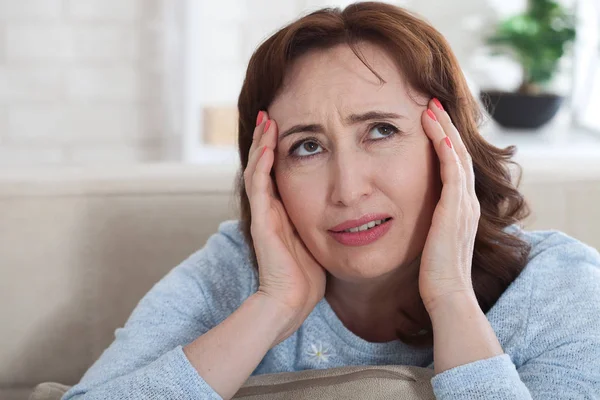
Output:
[431, 234, 600, 399]
[62, 221, 256, 400]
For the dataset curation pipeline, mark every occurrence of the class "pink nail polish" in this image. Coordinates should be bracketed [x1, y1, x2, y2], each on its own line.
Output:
[256, 111, 264, 127]
[261, 146, 268, 157]
[427, 109, 437, 121]
[264, 120, 272, 132]
[433, 98, 444, 111]
[444, 137, 452, 149]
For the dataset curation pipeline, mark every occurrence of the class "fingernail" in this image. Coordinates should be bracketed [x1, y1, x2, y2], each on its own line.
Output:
[427, 109, 437, 121]
[264, 119, 272, 132]
[444, 136, 452, 149]
[433, 98, 444, 111]
[261, 146, 268, 157]
[256, 111, 264, 126]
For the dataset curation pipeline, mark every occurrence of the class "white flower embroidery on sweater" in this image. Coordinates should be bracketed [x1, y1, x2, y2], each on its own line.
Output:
[306, 342, 332, 363]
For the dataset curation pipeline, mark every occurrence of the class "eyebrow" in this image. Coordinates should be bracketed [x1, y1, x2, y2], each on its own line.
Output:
[278, 111, 407, 141]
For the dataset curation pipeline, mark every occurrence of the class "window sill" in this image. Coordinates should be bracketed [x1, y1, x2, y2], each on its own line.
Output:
[482, 123, 600, 158]
[481, 117, 600, 180]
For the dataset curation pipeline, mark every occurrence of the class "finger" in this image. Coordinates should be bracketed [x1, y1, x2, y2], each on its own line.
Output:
[422, 107, 464, 210]
[247, 110, 270, 166]
[428, 98, 476, 196]
[247, 117, 279, 197]
[246, 111, 272, 196]
[249, 145, 274, 235]
[249, 110, 269, 155]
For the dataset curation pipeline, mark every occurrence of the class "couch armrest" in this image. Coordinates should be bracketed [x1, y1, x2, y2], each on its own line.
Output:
[29, 383, 70, 400]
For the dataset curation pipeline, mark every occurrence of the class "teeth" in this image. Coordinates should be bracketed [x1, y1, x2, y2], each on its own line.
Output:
[343, 219, 387, 233]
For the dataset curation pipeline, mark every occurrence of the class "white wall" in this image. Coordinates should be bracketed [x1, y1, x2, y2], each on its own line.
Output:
[0, 0, 183, 166]
[195, 0, 531, 107]
[0, 0, 588, 167]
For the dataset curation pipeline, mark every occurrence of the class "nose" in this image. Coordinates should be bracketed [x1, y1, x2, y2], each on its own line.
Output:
[329, 149, 373, 207]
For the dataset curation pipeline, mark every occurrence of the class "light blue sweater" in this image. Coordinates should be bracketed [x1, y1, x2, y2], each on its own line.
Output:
[63, 220, 600, 399]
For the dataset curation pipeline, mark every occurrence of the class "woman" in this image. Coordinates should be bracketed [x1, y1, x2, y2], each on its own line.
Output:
[63, 2, 600, 399]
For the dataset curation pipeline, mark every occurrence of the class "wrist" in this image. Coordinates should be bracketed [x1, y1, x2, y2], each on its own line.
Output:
[425, 290, 503, 373]
[250, 292, 300, 346]
[424, 289, 479, 320]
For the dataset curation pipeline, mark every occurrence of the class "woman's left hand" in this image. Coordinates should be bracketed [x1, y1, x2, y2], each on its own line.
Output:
[418, 98, 480, 314]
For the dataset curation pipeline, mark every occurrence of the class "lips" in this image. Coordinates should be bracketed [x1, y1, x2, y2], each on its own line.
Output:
[329, 214, 393, 233]
[328, 216, 393, 247]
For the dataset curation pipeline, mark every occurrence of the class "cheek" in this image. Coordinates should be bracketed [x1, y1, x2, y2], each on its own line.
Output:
[377, 142, 440, 210]
[274, 168, 323, 230]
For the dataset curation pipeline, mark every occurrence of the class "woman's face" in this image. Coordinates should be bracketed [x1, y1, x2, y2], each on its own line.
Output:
[270, 42, 441, 282]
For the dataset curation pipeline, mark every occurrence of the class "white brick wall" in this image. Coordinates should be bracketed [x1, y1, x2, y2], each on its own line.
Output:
[0, 23, 5, 63]
[0, 106, 7, 143]
[8, 105, 65, 141]
[68, 66, 140, 102]
[66, 0, 140, 22]
[0, 66, 64, 102]
[0, 0, 182, 167]
[0, 0, 63, 20]
[0, 0, 566, 166]
[72, 26, 138, 61]
[0, 146, 64, 166]
[6, 24, 73, 60]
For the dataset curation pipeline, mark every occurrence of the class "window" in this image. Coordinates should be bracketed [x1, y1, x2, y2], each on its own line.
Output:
[572, 0, 600, 133]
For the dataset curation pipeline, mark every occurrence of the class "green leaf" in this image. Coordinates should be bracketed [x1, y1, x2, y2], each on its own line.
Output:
[485, 0, 577, 85]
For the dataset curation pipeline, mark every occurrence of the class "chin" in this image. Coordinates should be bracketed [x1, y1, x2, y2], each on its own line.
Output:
[324, 249, 409, 282]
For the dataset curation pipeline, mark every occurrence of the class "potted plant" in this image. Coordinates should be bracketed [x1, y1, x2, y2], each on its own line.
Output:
[481, 0, 577, 129]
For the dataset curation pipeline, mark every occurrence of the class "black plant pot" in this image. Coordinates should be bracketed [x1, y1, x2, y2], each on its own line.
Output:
[480, 90, 564, 129]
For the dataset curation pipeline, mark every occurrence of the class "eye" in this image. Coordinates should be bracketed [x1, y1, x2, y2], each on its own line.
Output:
[367, 123, 399, 140]
[289, 139, 323, 158]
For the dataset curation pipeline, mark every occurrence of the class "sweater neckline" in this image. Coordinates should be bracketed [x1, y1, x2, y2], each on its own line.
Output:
[315, 297, 428, 357]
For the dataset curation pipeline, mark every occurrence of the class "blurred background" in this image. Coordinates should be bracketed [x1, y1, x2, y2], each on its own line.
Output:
[0, 0, 598, 166]
[1, 2, 600, 399]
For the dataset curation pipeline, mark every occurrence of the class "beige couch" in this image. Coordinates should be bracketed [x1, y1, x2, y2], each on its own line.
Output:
[1, 161, 599, 400]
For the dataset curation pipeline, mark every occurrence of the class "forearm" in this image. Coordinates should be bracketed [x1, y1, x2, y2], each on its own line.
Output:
[428, 292, 503, 374]
[183, 293, 294, 399]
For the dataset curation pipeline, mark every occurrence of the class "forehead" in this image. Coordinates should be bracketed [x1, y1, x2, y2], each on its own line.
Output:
[269, 42, 417, 118]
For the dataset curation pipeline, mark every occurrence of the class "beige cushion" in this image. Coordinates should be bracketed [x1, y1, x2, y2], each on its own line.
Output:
[0, 164, 239, 397]
[233, 365, 435, 399]
[29, 365, 435, 400]
[28, 383, 70, 400]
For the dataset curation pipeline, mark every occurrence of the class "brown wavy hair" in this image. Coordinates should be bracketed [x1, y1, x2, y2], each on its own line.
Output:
[236, 2, 531, 347]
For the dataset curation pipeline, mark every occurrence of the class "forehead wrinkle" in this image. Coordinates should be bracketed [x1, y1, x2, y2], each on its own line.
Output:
[290, 78, 404, 118]
[270, 43, 426, 136]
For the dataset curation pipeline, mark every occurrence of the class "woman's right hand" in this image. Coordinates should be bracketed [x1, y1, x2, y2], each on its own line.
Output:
[244, 111, 327, 343]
